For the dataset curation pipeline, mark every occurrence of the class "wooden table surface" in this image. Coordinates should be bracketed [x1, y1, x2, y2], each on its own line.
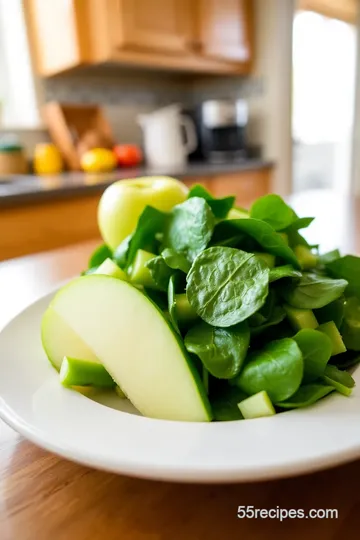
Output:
[1, 190, 360, 539]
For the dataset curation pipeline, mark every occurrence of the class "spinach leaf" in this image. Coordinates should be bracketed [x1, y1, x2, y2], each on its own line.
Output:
[187, 184, 235, 219]
[113, 235, 132, 269]
[215, 219, 301, 268]
[165, 197, 215, 262]
[269, 265, 302, 283]
[315, 297, 345, 329]
[232, 338, 303, 402]
[323, 364, 355, 388]
[282, 273, 348, 309]
[88, 244, 112, 269]
[275, 384, 335, 409]
[340, 296, 360, 351]
[250, 306, 286, 336]
[329, 350, 360, 370]
[146, 256, 174, 292]
[161, 248, 191, 273]
[114, 207, 167, 269]
[186, 247, 270, 327]
[211, 385, 247, 421]
[319, 249, 341, 265]
[250, 194, 296, 231]
[184, 321, 250, 379]
[326, 255, 360, 298]
[127, 206, 167, 266]
[168, 274, 180, 334]
[293, 329, 332, 383]
[286, 217, 315, 232]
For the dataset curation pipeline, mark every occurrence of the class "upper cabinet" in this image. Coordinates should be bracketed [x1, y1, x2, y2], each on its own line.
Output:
[197, 0, 252, 63]
[25, 0, 253, 77]
[112, 0, 193, 54]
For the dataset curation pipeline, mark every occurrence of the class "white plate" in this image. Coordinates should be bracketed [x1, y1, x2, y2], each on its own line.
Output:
[0, 291, 360, 483]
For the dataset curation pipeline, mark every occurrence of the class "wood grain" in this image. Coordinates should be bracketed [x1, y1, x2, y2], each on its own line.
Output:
[0, 195, 101, 262]
[0, 191, 360, 538]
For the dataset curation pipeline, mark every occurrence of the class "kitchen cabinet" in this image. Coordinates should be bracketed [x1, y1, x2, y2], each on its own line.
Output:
[25, 0, 253, 76]
[112, 0, 193, 55]
[197, 0, 252, 63]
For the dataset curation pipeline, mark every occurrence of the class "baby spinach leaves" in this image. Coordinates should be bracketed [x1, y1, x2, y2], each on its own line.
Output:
[323, 364, 355, 391]
[146, 256, 174, 291]
[184, 321, 250, 379]
[315, 297, 345, 329]
[326, 255, 360, 298]
[88, 244, 112, 269]
[269, 265, 302, 283]
[282, 273, 348, 309]
[161, 248, 191, 273]
[293, 329, 332, 383]
[232, 338, 303, 402]
[186, 247, 269, 327]
[187, 184, 235, 219]
[250, 194, 296, 231]
[211, 385, 247, 421]
[214, 219, 301, 268]
[275, 384, 335, 409]
[114, 207, 167, 269]
[165, 197, 215, 262]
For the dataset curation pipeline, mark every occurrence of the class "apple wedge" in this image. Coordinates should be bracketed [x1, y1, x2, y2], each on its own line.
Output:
[41, 307, 99, 370]
[49, 275, 212, 422]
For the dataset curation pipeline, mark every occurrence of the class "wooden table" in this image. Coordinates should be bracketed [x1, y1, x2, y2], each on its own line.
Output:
[1, 190, 360, 539]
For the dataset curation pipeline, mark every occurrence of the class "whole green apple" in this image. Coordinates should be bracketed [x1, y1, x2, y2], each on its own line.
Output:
[98, 176, 188, 249]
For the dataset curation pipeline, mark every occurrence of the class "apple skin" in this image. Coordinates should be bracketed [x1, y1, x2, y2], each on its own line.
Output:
[98, 176, 188, 250]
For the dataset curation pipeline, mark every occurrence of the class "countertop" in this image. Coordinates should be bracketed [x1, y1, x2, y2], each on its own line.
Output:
[0, 158, 273, 207]
[0, 190, 358, 539]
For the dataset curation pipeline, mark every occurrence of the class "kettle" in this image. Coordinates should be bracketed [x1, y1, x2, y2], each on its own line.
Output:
[137, 104, 197, 168]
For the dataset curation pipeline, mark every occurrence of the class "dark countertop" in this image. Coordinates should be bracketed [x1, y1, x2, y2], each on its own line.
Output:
[0, 158, 273, 208]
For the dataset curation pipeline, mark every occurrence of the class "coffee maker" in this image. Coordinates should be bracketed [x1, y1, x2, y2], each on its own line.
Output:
[199, 99, 248, 163]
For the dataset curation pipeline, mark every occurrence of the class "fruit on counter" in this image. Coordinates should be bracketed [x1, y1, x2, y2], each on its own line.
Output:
[98, 176, 188, 250]
[41, 307, 99, 371]
[34, 143, 63, 175]
[80, 148, 117, 173]
[113, 144, 143, 167]
[48, 275, 212, 422]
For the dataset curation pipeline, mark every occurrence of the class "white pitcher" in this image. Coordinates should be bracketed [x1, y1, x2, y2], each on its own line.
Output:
[137, 104, 197, 168]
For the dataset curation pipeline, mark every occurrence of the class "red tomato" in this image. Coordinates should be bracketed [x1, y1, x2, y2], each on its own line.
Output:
[113, 144, 143, 167]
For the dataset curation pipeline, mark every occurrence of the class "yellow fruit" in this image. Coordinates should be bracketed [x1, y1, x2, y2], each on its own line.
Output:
[81, 148, 117, 173]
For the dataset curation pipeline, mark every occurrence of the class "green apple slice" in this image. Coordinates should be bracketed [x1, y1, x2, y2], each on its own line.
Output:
[49, 275, 212, 422]
[60, 356, 115, 388]
[41, 307, 99, 370]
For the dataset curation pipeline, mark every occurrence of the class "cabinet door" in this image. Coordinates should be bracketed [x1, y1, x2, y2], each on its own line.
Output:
[198, 0, 252, 62]
[113, 0, 193, 54]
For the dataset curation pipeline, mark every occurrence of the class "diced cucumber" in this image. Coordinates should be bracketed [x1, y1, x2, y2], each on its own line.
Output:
[175, 294, 198, 324]
[227, 207, 250, 220]
[284, 304, 318, 330]
[294, 245, 318, 269]
[317, 321, 346, 356]
[129, 249, 158, 289]
[95, 258, 128, 281]
[254, 252, 275, 268]
[60, 356, 115, 388]
[237, 391, 276, 419]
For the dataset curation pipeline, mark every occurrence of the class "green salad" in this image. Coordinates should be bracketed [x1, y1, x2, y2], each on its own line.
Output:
[41, 181, 360, 422]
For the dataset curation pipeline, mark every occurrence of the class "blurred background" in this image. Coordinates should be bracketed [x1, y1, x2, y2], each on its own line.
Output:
[0, 0, 359, 261]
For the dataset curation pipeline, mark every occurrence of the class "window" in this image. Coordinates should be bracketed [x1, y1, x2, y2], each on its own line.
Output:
[0, 0, 41, 127]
